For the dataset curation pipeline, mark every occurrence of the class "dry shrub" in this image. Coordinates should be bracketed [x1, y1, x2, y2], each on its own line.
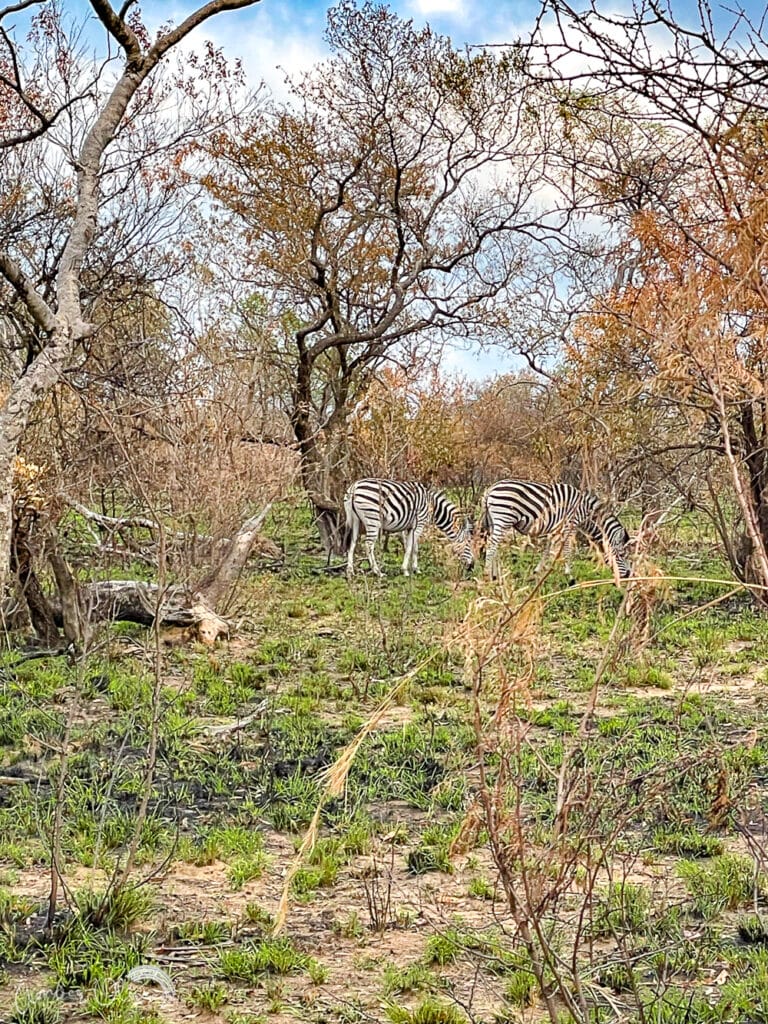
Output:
[451, 566, 682, 1023]
[348, 368, 572, 494]
[458, 587, 542, 718]
[22, 332, 297, 580]
[623, 510, 671, 651]
[624, 561, 666, 650]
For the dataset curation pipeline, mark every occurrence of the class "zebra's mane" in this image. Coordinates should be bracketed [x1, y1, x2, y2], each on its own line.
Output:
[584, 506, 629, 546]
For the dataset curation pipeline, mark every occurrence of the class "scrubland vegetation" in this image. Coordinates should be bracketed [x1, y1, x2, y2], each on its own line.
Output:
[3, 0, 768, 1021]
[2, 508, 768, 1023]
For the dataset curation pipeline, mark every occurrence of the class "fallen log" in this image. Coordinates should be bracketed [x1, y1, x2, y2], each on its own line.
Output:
[14, 499, 277, 648]
[49, 581, 229, 645]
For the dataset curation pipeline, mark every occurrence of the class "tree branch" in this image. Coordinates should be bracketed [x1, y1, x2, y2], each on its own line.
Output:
[148, 0, 263, 63]
[88, 0, 142, 64]
[0, 0, 44, 22]
[0, 254, 57, 333]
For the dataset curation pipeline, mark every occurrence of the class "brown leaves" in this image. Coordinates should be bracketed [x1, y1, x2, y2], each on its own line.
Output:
[349, 368, 563, 488]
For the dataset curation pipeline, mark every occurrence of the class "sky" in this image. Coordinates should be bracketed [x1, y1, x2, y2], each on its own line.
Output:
[40, 0, 768, 379]
[122, 0, 768, 99]
[142, 0, 530, 93]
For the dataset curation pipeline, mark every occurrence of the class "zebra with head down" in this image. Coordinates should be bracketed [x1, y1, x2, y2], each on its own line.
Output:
[480, 479, 631, 583]
[343, 478, 474, 577]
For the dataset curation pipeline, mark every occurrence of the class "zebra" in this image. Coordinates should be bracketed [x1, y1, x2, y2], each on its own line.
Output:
[343, 479, 474, 577]
[480, 479, 632, 582]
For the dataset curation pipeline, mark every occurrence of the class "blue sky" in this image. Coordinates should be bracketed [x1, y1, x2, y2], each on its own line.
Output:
[121, 0, 768, 98]
[45, 1, 768, 379]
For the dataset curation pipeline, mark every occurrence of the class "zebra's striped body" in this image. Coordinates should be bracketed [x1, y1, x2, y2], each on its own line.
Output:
[481, 479, 631, 582]
[344, 479, 474, 577]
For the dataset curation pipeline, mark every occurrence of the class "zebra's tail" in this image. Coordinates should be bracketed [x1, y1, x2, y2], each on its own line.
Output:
[341, 488, 355, 553]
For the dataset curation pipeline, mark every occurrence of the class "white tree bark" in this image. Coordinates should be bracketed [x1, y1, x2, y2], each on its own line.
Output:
[196, 502, 275, 607]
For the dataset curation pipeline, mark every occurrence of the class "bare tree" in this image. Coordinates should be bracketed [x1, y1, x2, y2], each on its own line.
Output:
[0, 0, 261, 592]
[537, 0, 768, 131]
[204, 0, 567, 554]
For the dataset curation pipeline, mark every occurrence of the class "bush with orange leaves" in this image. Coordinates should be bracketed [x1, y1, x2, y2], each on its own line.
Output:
[348, 368, 572, 497]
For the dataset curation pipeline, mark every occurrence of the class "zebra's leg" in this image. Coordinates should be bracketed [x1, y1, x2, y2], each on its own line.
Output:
[367, 527, 384, 577]
[535, 536, 551, 574]
[346, 517, 360, 577]
[485, 533, 499, 579]
[535, 527, 575, 582]
[410, 526, 425, 575]
[402, 529, 414, 576]
[562, 526, 576, 584]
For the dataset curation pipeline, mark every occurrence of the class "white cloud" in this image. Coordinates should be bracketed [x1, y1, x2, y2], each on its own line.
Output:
[219, 23, 326, 101]
[410, 0, 466, 16]
[141, 2, 327, 102]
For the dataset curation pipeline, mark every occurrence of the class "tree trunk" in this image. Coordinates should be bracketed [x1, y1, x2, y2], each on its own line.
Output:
[0, 328, 78, 592]
[291, 360, 344, 558]
[742, 402, 768, 570]
[21, 499, 276, 645]
[308, 489, 344, 559]
[10, 515, 59, 644]
[48, 548, 89, 652]
[716, 391, 768, 603]
[0, 1, 263, 593]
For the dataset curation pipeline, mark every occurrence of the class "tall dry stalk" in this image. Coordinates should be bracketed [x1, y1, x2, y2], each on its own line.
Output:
[455, 568, 671, 1023]
[272, 650, 440, 936]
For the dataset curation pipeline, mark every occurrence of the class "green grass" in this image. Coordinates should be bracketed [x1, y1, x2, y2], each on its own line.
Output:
[84, 980, 146, 1024]
[589, 882, 653, 939]
[386, 998, 466, 1024]
[652, 826, 725, 858]
[383, 961, 437, 996]
[186, 982, 230, 1011]
[467, 876, 495, 900]
[218, 938, 320, 982]
[9, 992, 63, 1024]
[169, 919, 232, 945]
[2, 507, 768, 1020]
[678, 854, 757, 918]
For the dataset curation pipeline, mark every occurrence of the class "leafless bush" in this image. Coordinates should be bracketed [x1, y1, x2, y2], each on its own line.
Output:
[21, 322, 296, 588]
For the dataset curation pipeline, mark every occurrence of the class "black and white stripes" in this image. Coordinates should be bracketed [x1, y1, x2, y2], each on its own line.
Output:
[344, 478, 474, 577]
[342, 476, 632, 582]
[480, 479, 632, 581]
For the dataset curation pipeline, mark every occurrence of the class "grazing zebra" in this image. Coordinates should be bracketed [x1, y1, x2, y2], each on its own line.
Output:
[344, 479, 474, 577]
[480, 479, 632, 582]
